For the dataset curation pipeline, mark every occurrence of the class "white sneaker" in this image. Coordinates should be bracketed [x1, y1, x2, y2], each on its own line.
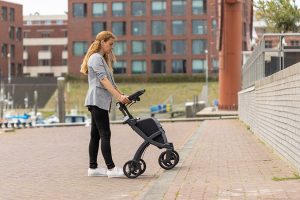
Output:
[88, 168, 107, 177]
[107, 167, 124, 178]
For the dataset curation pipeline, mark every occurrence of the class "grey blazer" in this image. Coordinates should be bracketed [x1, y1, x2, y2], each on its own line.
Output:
[84, 53, 117, 111]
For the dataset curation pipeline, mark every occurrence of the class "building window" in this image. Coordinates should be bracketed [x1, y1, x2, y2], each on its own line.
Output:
[212, 19, 217, 29]
[152, 1, 166, 16]
[112, 22, 126, 36]
[172, 60, 186, 73]
[73, 3, 87, 17]
[132, 21, 146, 35]
[151, 60, 166, 73]
[264, 40, 272, 48]
[39, 60, 50, 66]
[132, 41, 146, 55]
[1, 44, 8, 58]
[73, 42, 87, 56]
[192, 20, 207, 34]
[172, 20, 185, 35]
[192, 59, 205, 73]
[9, 8, 14, 22]
[114, 60, 127, 74]
[172, 0, 186, 16]
[1, 7, 7, 21]
[16, 28, 22, 41]
[56, 20, 64, 25]
[192, 40, 207, 54]
[192, 0, 207, 15]
[212, 59, 219, 73]
[41, 32, 50, 38]
[93, 3, 107, 16]
[112, 2, 126, 16]
[44, 20, 51, 25]
[172, 40, 186, 55]
[132, 2, 146, 16]
[152, 21, 165, 35]
[9, 26, 15, 40]
[151, 40, 166, 54]
[62, 59, 67, 65]
[92, 22, 106, 36]
[114, 41, 126, 56]
[290, 40, 300, 46]
[132, 60, 146, 74]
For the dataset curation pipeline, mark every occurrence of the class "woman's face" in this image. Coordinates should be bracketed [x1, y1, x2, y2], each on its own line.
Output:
[101, 38, 115, 54]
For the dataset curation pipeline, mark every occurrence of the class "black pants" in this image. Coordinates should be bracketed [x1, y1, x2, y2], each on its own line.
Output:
[88, 106, 115, 169]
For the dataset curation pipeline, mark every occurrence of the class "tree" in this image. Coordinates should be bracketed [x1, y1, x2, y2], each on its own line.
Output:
[255, 0, 300, 33]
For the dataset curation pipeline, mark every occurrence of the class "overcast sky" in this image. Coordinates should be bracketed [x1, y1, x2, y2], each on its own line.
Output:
[5, 0, 300, 16]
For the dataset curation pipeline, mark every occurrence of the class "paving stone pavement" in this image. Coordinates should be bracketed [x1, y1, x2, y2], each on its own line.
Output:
[0, 119, 299, 200]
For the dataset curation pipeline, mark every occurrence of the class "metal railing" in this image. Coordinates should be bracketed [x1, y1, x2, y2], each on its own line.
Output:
[242, 33, 300, 89]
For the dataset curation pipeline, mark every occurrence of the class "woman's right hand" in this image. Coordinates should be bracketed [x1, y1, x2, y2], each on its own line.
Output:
[118, 94, 131, 104]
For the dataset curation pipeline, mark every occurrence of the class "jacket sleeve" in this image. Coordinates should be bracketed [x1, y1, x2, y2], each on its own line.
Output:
[90, 54, 107, 80]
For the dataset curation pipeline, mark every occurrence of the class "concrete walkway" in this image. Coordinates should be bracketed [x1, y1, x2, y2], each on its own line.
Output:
[0, 119, 299, 199]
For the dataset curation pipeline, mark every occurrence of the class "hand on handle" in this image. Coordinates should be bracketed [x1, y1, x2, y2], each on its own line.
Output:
[118, 94, 131, 104]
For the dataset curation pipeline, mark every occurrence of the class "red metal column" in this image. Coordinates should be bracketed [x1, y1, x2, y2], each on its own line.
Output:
[219, 0, 242, 110]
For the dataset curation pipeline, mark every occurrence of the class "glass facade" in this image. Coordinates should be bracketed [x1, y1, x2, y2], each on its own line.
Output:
[132, 41, 146, 55]
[172, 20, 185, 35]
[132, 21, 146, 35]
[92, 3, 107, 16]
[132, 61, 146, 74]
[152, 21, 165, 35]
[132, 2, 146, 16]
[73, 42, 87, 56]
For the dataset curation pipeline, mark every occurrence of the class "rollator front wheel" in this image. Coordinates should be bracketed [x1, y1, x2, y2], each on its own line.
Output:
[139, 159, 146, 175]
[158, 150, 179, 170]
[123, 160, 142, 179]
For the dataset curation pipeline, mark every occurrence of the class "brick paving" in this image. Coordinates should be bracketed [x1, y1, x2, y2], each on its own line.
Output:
[1, 119, 299, 200]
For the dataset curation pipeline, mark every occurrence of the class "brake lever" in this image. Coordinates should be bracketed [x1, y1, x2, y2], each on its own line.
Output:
[128, 101, 136, 107]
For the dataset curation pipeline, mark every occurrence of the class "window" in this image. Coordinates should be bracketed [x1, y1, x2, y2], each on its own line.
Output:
[192, 59, 205, 73]
[1, 44, 8, 58]
[152, 1, 166, 16]
[93, 3, 107, 16]
[132, 2, 146, 16]
[16, 28, 22, 41]
[172, 60, 186, 73]
[264, 40, 272, 48]
[73, 42, 87, 56]
[9, 26, 15, 40]
[62, 59, 67, 65]
[56, 20, 64, 25]
[132, 41, 146, 55]
[212, 19, 217, 29]
[39, 60, 50, 66]
[151, 40, 166, 54]
[172, 40, 186, 55]
[291, 40, 300, 46]
[9, 8, 14, 22]
[192, 0, 207, 15]
[41, 32, 50, 38]
[212, 59, 219, 73]
[114, 41, 126, 56]
[132, 60, 146, 74]
[152, 21, 165, 35]
[10, 45, 15, 59]
[172, 20, 185, 35]
[112, 2, 126, 16]
[192, 40, 207, 54]
[1, 7, 7, 21]
[192, 20, 207, 34]
[152, 60, 166, 73]
[44, 20, 51, 25]
[73, 3, 87, 17]
[132, 21, 146, 35]
[112, 22, 126, 36]
[172, 0, 186, 16]
[92, 22, 107, 36]
[114, 61, 127, 74]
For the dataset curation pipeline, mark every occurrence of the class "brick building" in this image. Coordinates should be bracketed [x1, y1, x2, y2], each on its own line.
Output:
[0, 0, 23, 82]
[23, 13, 68, 77]
[68, 0, 219, 76]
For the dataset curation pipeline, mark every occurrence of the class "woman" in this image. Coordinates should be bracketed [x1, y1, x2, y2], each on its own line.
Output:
[80, 31, 130, 178]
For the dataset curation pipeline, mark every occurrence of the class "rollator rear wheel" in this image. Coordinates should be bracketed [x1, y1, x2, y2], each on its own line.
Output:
[123, 160, 142, 179]
[158, 150, 179, 170]
[139, 159, 146, 175]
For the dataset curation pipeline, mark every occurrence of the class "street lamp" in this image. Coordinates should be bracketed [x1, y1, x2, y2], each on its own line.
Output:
[204, 49, 209, 106]
[7, 53, 11, 84]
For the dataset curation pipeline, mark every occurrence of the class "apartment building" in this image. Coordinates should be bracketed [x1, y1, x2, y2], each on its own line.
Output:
[0, 0, 23, 81]
[23, 13, 68, 77]
[68, 0, 219, 75]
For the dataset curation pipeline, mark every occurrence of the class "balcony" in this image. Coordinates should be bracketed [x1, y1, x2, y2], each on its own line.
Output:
[38, 50, 52, 59]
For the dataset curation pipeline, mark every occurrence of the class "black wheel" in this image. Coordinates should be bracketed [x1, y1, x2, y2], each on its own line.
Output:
[158, 150, 180, 170]
[139, 159, 146, 175]
[123, 160, 142, 179]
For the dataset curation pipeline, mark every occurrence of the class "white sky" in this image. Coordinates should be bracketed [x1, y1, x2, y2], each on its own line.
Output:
[5, 0, 300, 16]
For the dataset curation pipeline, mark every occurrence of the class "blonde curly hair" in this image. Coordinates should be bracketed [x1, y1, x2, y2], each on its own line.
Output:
[80, 31, 117, 75]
